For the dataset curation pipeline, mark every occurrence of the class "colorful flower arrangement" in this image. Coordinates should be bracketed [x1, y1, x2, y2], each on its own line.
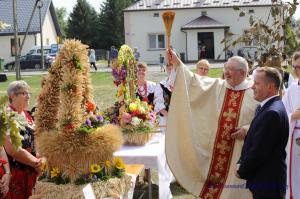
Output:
[112, 45, 137, 101]
[78, 101, 107, 134]
[121, 98, 157, 134]
[39, 157, 126, 185]
[108, 45, 159, 137]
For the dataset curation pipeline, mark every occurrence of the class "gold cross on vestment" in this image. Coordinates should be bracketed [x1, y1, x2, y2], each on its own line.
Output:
[204, 187, 218, 199]
[223, 108, 237, 122]
[221, 123, 233, 140]
[215, 155, 226, 172]
[228, 92, 240, 107]
[221, 130, 231, 140]
[217, 140, 231, 154]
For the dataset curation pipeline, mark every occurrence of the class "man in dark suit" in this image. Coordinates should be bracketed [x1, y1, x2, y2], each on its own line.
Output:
[236, 67, 289, 199]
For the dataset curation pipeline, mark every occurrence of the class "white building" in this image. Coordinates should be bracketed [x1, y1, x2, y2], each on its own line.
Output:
[124, 0, 275, 63]
[0, 0, 61, 64]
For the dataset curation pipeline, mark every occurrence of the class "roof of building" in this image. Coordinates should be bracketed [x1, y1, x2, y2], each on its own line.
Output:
[181, 15, 229, 29]
[125, 0, 274, 11]
[0, 0, 61, 36]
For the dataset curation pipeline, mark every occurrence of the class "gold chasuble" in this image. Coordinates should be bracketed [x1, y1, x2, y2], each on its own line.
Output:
[166, 62, 258, 199]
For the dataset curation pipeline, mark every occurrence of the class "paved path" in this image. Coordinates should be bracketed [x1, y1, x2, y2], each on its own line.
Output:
[2, 62, 225, 77]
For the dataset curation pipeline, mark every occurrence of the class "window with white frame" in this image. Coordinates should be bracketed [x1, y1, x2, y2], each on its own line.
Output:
[148, 34, 165, 49]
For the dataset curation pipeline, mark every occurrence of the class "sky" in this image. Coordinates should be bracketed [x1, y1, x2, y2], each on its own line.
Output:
[52, 0, 300, 19]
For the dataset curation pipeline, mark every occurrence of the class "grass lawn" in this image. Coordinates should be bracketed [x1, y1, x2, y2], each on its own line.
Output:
[0, 68, 222, 199]
[0, 68, 223, 108]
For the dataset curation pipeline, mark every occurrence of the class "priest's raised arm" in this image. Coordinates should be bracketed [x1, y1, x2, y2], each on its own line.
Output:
[165, 49, 258, 198]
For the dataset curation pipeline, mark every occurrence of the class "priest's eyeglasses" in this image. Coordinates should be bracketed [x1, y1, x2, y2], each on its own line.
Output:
[292, 65, 300, 71]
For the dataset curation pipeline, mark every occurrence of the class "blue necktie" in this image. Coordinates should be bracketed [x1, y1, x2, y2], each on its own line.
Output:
[255, 105, 261, 116]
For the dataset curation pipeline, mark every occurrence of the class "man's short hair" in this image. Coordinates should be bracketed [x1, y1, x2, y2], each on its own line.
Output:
[255, 67, 282, 89]
[228, 56, 249, 74]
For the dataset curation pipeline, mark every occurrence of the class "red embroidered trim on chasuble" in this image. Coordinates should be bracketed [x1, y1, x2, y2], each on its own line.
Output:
[199, 89, 245, 199]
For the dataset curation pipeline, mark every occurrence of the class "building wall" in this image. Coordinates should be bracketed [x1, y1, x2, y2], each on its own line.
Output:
[186, 29, 225, 61]
[0, 35, 36, 64]
[124, 6, 272, 63]
[36, 11, 58, 46]
[1, 10, 58, 64]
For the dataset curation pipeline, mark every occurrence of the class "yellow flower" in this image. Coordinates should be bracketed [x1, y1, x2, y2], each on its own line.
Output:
[129, 103, 138, 112]
[114, 157, 125, 170]
[90, 164, 101, 173]
[105, 160, 111, 168]
[50, 167, 60, 178]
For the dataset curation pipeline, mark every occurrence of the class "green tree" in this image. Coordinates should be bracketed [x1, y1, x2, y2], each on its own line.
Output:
[66, 0, 99, 48]
[97, 0, 135, 49]
[221, 0, 299, 67]
[55, 7, 67, 39]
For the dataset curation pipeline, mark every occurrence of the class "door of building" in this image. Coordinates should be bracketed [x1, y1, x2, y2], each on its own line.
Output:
[198, 32, 214, 59]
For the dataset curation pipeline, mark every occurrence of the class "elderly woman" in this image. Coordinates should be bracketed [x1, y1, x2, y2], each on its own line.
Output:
[196, 59, 210, 76]
[5, 80, 41, 199]
[136, 62, 156, 107]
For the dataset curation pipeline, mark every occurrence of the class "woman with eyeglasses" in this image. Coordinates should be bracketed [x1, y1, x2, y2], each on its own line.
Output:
[6, 80, 42, 199]
[283, 51, 300, 199]
[136, 62, 156, 107]
[196, 59, 210, 76]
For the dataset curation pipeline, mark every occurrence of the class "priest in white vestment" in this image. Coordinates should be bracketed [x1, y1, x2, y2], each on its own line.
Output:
[282, 51, 300, 199]
[165, 50, 258, 198]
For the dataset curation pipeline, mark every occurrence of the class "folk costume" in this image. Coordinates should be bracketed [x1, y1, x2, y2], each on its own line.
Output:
[282, 80, 300, 199]
[7, 106, 37, 199]
[136, 81, 156, 107]
[166, 62, 258, 198]
[154, 75, 173, 130]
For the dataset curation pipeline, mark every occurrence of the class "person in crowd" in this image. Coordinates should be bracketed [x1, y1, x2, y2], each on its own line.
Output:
[199, 40, 206, 59]
[227, 50, 234, 59]
[154, 62, 174, 131]
[136, 62, 156, 107]
[0, 147, 10, 198]
[110, 46, 118, 67]
[237, 67, 289, 199]
[89, 49, 97, 71]
[154, 62, 175, 199]
[279, 67, 294, 91]
[159, 54, 166, 73]
[282, 51, 300, 199]
[133, 47, 140, 62]
[134, 62, 156, 184]
[196, 59, 210, 76]
[6, 80, 42, 199]
[165, 50, 258, 198]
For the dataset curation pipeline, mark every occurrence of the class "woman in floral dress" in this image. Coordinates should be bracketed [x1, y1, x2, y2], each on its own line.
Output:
[5, 81, 42, 199]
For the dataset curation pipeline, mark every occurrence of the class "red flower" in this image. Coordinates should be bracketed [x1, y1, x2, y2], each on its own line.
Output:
[131, 110, 141, 117]
[86, 101, 96, 112]
[143, 97, 149, 103]
[64, 124, 75, 129]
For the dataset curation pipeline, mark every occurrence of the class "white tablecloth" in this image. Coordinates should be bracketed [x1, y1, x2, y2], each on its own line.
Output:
[114, 133, 173, 199]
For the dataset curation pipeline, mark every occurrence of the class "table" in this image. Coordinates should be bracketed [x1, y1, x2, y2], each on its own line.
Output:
[114, 133, 173, 199]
